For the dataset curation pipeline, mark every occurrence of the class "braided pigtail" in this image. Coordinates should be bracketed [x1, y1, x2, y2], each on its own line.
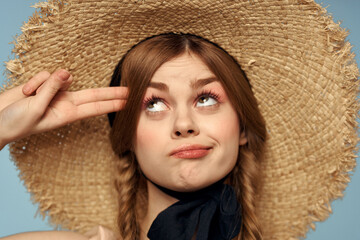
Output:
[115, 153, 140, 240]
[230, 147, 263, 240]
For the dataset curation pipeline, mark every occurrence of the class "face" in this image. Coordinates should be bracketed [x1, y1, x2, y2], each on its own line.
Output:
[134, 53, 247, 192]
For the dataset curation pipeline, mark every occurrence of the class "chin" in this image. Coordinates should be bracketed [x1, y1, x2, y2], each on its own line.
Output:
[173, 173, 224, 192]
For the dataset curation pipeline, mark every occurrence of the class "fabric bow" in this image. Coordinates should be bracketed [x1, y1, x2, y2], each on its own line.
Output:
[147, 183, 241, 240]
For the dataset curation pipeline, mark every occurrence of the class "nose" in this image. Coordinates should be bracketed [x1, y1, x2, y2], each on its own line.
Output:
[171, 109, 200, 138]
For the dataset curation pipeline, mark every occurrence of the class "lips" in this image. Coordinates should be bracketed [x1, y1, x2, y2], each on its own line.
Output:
[170, 144, 212, 159]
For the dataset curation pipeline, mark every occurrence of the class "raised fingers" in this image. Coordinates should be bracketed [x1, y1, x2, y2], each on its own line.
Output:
[22, 71, 51, 95]
[72, 87, 128, 105]
[33, 69, 73, 112]
[75, 99, 127, 120]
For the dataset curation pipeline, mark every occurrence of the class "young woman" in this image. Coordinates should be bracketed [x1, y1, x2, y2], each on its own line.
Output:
[109, 33, 266, 239]
[0, 33, 266, 240]
[1, 0, 358, 240]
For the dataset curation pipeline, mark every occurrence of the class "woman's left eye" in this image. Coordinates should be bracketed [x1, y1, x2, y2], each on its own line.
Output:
[196, 95, 218, 107]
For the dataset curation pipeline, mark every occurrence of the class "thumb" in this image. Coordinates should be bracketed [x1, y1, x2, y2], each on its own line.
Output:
[33, 69, 72, 111]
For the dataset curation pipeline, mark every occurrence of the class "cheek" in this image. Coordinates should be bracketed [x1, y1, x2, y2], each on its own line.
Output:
[134, 115, 168, 162]
[134, 115, 172, 182]
[203, 108, 240, 143]
[135, 126, 156, 149]
[215, 110, 241, 169]
[135, 114, 159, 145]
[134, 119, 156, 173]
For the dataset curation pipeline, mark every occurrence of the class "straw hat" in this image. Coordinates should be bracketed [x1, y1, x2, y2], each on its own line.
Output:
[3, 0, 359, 239]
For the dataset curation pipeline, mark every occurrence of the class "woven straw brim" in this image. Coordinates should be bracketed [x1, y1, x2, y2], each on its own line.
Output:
[3, 0, 359, 239]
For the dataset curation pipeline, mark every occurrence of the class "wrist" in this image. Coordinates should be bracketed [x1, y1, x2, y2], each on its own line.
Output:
[0, 130, 9, 151]
[0, 140, 5, 151]
[0, 135, 13, 151]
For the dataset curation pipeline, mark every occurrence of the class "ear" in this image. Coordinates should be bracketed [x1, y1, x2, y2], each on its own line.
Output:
[239, 131, 247, 146]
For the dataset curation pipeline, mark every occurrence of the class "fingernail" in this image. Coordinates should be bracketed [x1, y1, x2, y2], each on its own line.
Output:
[23, 85, 31, 95]
[58, 70, 70, 81]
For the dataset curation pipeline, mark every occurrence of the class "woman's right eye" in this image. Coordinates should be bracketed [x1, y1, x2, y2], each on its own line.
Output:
[145, 99, 168, 112]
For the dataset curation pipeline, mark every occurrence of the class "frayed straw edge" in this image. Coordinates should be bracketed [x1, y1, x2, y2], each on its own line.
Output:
[9, 138, 88, 233]
[1, 0, 70, 93]
[5, 0, 77, 233]
[299, 0, 360, 239]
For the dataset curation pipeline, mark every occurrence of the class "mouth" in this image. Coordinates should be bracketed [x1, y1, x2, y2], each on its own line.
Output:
[170, 144, 212, 159]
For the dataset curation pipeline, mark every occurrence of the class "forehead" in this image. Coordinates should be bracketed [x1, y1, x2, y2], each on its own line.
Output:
[151, 53, 215, 83]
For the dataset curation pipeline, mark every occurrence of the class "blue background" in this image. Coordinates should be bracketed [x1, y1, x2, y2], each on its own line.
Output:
[0, 0, 359, 239]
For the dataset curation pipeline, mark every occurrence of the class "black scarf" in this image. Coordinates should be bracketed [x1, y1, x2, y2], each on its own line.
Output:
[147, 179, 242, 240]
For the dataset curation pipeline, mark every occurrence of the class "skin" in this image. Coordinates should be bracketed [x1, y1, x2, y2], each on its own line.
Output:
[0, 231, 88, 240]
[0, 69, 128, 150]
[134, 53, 247, 238]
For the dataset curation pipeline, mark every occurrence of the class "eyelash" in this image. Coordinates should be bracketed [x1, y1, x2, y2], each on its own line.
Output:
[142, 90, 220, 109]
[196, 90, 220, 104]
[143, 95, 163, 108]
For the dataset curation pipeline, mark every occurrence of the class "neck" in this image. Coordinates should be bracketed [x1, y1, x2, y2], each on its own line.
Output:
[140, 180, 178, 240]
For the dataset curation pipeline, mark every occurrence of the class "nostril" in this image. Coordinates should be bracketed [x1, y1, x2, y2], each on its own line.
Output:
[175, 129, 195, 137]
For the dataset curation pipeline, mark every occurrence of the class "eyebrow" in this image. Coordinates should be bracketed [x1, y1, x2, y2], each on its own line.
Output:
[190, 77, 217, 89]
[148, 82, 169, 91]
[148, 77, 218, 92]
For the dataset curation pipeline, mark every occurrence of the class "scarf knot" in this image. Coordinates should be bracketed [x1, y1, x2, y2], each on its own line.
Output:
[147, 183, 241, 240]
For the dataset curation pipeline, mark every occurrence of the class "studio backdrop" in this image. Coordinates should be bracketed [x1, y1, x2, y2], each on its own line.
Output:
[0, 0, 359, 239]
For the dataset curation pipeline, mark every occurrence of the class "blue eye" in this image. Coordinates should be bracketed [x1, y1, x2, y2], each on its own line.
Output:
[196, 94, 219, 107]
[146, 99, 168, 112]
